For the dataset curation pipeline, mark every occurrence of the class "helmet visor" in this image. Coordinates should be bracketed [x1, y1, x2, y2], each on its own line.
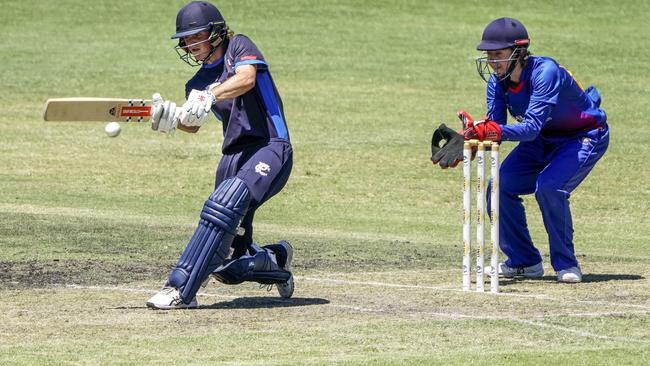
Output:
[173, 23, 227, 67]
[475, 49, 522, 83]
[174, 36, 213, 67]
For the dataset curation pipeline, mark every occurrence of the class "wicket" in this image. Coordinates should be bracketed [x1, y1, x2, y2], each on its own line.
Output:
[462, 140, 500, 293]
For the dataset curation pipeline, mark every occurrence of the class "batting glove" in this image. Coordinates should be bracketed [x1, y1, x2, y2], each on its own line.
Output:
[178, 89, 214, 127]
[150, 93, 179, 133]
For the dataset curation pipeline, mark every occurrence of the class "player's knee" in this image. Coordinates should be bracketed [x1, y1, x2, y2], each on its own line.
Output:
[201, 177, 251, 232]
[534, 179, 566, 201]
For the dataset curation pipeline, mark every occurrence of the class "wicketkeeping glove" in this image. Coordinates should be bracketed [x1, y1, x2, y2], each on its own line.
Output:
[457, 110, 502, 142]
[431, 123, 464, 169]
[178, 89, 214, 127]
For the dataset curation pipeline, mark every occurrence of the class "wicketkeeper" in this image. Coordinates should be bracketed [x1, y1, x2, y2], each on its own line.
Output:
[431, 17, 609, 283]
[147, 1, 294, 309]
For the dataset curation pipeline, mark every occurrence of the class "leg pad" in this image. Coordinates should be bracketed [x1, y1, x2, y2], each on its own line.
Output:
[168, 177, 250, 302]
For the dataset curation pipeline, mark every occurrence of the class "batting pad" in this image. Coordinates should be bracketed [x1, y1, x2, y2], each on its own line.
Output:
[168, 177, 250, 303]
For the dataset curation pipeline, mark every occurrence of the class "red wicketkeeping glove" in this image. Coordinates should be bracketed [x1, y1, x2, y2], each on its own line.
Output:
[457, 110, 502, 142]
[457, 110, 475, 130]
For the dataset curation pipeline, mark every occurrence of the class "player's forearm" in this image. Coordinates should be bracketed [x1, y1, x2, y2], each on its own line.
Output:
[501, 100, 552, 141]
[210, 68, 256, 101]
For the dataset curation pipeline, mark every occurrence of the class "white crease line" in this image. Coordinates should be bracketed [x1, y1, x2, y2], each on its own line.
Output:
[574, 299, 650, 310]
[511, 318, 648, 343]
[64, 284, 650, 319]
[327, 303, 650, 344]
[297, 276, 650, 310]
[63, 284, 650, 344]
[327, 303, 650, 320]
[63, 284, 650, 319]
[298, 276, 556, 299]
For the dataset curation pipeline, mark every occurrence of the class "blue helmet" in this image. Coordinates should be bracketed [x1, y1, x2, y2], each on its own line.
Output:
[171, 1, 229, 66]
[476, 17, 529, 51]
[475, 18, 530, 83]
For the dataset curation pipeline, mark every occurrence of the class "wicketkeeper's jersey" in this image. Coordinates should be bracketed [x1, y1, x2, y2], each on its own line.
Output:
[486, 56, 606, 141]
[185, 34, 289, 154]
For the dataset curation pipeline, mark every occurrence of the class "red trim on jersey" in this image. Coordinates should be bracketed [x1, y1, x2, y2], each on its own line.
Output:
[240, 55, 257, 61]
[508, 80, 525, 93]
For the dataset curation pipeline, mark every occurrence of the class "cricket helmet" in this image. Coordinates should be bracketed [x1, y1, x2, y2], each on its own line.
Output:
[475, 17, 530, 82]
[476, 17, 529, 51]
[172, 1, 229, 66]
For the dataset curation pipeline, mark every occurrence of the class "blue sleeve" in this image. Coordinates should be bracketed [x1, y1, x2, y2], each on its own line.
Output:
[501, 61, 561, 141]
[231, 35, 268, 70]
[486, 77, 507, 125]
[501, 100, 554, 141]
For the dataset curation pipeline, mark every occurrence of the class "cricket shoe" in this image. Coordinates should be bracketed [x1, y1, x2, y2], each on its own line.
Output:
[146, 287, 198, 310]
[557, 266, 582, 283]
[486, 262, 544, 278]
[275, 240, 294, 299]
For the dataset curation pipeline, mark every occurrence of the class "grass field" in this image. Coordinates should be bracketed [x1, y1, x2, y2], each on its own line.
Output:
[1, 0, 649, 364]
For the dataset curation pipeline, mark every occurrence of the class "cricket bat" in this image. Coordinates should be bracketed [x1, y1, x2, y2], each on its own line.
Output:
[43, 97, 153, 122]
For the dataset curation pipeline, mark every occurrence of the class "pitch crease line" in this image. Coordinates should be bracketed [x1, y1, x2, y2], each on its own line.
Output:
[297, 276, 650, 310]
[327, 303, 649, 344]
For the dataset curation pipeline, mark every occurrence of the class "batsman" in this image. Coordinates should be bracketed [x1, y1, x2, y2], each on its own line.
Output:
[431, 18, 609, 283]
[146, 1, 294, 309]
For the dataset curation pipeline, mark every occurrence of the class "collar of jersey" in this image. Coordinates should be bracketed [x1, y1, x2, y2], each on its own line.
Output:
[508, 58, 533, 93]
[201, 56, 224, 69]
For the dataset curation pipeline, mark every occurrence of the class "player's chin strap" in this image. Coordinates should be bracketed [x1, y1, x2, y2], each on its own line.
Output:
[502, 47, 529, 86]
[477, 47, 529, 84]
[194, 36, 226, 65]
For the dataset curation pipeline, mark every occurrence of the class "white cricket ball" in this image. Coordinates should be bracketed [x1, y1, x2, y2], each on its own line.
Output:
[105, 122, 121, 137]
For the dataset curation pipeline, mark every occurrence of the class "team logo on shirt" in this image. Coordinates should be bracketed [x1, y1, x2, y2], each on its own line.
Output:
[255, 162, 271, 176]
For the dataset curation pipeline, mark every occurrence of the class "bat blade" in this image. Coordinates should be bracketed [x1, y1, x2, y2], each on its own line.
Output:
[43, 97, 153, 122]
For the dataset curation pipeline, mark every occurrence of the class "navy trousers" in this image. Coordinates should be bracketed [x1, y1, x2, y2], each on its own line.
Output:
[216, 138, 293, 255]
[488, 125, 609, 271]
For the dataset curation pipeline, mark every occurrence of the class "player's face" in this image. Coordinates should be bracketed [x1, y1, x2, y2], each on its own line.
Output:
[486, 49, 515, 78]
[182, 31, 212, 60]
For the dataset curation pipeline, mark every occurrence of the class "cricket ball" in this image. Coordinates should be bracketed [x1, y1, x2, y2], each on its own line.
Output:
[105, 122, 121, 137]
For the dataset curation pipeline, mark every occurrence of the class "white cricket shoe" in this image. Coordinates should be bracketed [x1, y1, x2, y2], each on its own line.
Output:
[486, 262, 544, 278]
[557, 267, 582, 283]
[146, 287, 198, 309]
[276, 241, 294, 299]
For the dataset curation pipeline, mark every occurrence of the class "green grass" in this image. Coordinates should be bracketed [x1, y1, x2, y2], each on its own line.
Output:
[1, 0, 649, 364]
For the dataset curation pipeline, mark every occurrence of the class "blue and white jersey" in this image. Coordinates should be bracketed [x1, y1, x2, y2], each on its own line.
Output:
[185, 34, 289, 153]
[486, 56, 606, 141]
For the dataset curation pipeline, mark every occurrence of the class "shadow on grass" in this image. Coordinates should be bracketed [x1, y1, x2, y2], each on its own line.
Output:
[114, 297, 329, 310]
[582, 273, 645, 282]
[494, 273, 644, 286]
[198, 296, 330, 310]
